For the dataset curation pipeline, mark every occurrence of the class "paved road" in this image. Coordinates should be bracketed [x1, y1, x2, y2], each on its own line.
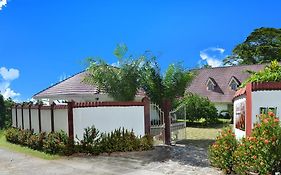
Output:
[0, 145, 222, 175]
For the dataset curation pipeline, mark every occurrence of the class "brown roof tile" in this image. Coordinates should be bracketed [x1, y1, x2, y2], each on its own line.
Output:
[186, 64, 266, 103]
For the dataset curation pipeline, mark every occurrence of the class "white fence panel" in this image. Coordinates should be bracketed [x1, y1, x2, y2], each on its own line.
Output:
[23, 109, 30, 130]
[54, 109, 68, 134]
[12, 109, 16, 127]
[31, 109, 39, 133]
[73, 106, 145, 140]
[41, 109, 51, 133]
[17, 108, 22, 129]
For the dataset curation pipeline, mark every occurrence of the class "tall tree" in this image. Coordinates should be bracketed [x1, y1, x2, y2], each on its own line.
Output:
[84, 44, 193, 106]
[223, 27, 281, 65]
[0, 94, 5, 128]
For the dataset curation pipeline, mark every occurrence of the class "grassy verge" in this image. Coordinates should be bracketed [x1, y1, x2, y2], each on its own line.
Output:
[0, 130, 59, 160]
[173, 122, 231, 148]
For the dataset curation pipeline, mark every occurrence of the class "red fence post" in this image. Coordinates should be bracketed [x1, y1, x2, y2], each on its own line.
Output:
[163, 99, 171, 145]
[50, 102, 55, 132]
[142, 97, 151, 135]
[67, 101, 74, 140]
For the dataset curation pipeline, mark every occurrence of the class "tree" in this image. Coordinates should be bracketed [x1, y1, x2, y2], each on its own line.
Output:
[176, 93, 218, 123]
[84, 44, 144, 101]
[0, 95, 13, 129]
[223, 27, 281, 65]
[0, 94, 5, 128]
[241, 60, 281, 87]
[84, 44, 193, 106]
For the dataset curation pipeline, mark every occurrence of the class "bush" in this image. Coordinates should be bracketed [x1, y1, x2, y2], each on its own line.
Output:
[27, 132, 46, 151]
[233, 112, 281, 175]
[5, 127, 20, 144]
[208, 127, 237, 173]
[79, 126, 154, 154]
[42, 131, 69, 155]
[78, 125, 101, 154]
[176, 93, 218, 123]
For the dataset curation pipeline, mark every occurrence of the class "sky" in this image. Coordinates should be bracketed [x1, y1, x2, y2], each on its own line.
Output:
[0, 0, 281, 101]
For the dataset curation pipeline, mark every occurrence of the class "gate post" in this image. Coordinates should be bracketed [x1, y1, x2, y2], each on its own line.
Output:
[163, 99, 171, 145]
[142, 97, 151, 135]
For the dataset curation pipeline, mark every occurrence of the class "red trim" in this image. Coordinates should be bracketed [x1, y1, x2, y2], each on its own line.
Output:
[163, 100, 171, 145]
[252, 82, 281, 91]
[50, 103, 55, 132]
[245, 83, 252, 136]
[74, 101, 144, 108]
[67, 101, 74, 140]
[142, 97, 150, 135]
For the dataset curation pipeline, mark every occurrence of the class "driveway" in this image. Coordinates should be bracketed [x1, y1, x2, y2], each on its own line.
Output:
[0, 144, 222, 175]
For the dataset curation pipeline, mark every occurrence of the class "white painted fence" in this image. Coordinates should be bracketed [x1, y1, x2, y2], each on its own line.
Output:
[11, 99, 151, 141]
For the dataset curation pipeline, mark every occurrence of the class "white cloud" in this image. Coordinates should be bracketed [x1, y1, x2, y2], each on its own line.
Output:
[1, 88, 20, 99]
[199, 47, 226, 67]
[0, 67, 20, 99]
[0, 67, 20, 81]
[0, 0, 7, 11]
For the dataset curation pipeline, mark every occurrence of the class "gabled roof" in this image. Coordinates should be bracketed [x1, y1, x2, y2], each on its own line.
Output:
[33, 71, 146, 100]
[206, 77, 217, 86]
[228, 76, 240, 86]
[33, 71, 100, 99]
[186, 64, 266, 103]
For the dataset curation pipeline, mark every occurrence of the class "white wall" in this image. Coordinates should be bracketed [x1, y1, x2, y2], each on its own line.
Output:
[54, 109, 68, 134]
[31, 109, 39, 133]
[73, 106, 145, 140]
[23, 109, 30, 130]
[252, 90, 281, 125]
[12, 108, 16, 127]
[214, 103, 229, 113]
[17, 108, 22, 129]
[41, 109, 51, 133]
[233, 95, 246, 140]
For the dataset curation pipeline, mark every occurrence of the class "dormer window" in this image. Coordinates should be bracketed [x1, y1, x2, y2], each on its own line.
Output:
[206, 77, 216, 91]
[228, 76, 240, 91]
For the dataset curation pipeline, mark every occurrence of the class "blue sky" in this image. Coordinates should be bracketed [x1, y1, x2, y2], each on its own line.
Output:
[0, 0, 281, 101]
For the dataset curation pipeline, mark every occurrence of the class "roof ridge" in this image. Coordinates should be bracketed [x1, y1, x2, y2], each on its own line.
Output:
[33, 70, 86, 98]
[191, 62, 268, 71]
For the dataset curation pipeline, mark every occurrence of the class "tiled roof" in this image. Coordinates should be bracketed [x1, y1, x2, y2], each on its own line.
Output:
[186, 64, 266, 103]
[33, 71, 100, 99]
[33, 71, 145, 99]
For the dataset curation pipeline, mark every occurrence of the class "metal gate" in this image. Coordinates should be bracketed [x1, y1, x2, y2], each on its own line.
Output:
[169, 104, 187, 144]
[150, 103, 165, 144]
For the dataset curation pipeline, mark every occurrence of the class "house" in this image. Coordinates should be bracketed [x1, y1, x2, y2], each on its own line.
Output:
[186, 64, 266, 114]
[233, 82, 281, 139]
[33, 71, 145, 104]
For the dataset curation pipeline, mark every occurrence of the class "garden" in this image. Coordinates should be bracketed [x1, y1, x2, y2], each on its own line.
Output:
[3, 126, 153, 156]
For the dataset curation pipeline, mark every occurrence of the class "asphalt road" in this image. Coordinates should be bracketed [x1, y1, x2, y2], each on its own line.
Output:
[0, 146, 222, 175]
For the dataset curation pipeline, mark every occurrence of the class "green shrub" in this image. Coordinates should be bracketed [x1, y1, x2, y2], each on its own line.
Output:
[42, 130, 68, 155]
[27, 132, 46, 151]
[78, 125, 101, 154]
[233, 112, 281, 175]
[208, 127, 237, 173]
[5, 127, 20, 143]
[176, 93, 218, 123]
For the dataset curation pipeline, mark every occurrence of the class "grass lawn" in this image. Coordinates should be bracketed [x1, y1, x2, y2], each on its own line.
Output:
[0, 130, 59, 160]
[172, 121, 232, 148]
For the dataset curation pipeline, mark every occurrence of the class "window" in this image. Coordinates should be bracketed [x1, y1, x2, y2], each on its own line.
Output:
[206, 78, 216, 91]
[259, 107, 277, 115]
[229, 76, 240, 91]
[230, 81, 238, 91]
[207, 82, 215, 91]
